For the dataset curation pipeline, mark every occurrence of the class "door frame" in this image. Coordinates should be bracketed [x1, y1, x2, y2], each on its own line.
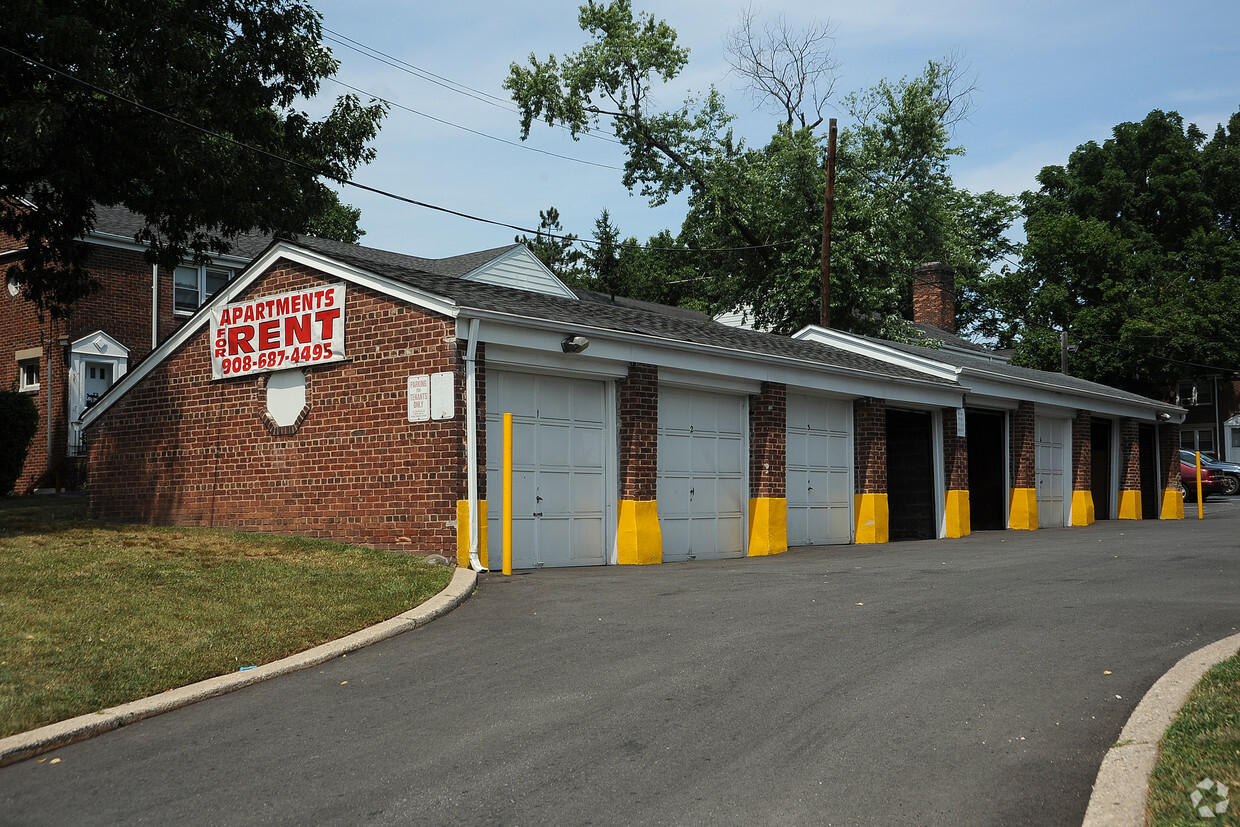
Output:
[68, 331, 129, 456]
[485, 366, 618, 568]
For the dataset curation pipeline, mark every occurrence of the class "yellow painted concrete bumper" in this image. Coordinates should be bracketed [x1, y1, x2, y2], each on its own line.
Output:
[748, 497, 788, 556]
[854, 493, 889, 543]
[456, 499, 490, 568]
[1009, 488, 1038, 530]
[617, 500, 663, 564]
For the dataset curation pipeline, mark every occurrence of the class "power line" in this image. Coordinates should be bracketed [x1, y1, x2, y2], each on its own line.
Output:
[0, 44, 794, 258]
[322, 29, 515, 113]
[177, 11, 632, 173]
[324, 76, 623, 172]
[320, 26, 626, 148]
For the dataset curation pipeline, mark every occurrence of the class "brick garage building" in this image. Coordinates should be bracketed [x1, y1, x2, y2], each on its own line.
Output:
[82, 236, 1187, 569]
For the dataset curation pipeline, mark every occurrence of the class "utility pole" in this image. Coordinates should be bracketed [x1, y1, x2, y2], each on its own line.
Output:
[1060, 330, 1074, 375]
[819, 118, 837, 328]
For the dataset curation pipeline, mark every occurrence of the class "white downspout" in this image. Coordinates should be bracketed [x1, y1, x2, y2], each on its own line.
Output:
[464, 317, 487, 572]
[45, 330, 52, 476]
[151, 263, 159, 350]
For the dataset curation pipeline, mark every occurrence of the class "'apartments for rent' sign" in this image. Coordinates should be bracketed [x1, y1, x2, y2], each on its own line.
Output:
[210, 284, 346, 380]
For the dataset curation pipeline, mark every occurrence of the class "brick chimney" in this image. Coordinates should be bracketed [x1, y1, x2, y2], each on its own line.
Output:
[912, 262, 956, 333]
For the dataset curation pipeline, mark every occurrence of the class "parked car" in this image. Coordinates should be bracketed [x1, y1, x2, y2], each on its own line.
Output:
[1179, 449, 1240, 496]
[1181, 459, 1222, 501]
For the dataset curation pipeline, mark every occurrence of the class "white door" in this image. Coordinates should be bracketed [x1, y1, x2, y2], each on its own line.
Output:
[1035, 417, 1069, 528]
[657, 387, 747, 561]
[787, 394, 853, 545]
[68, 332, 129, 456]
[84, 362, 114, 407]
[486, 371, 611, 568]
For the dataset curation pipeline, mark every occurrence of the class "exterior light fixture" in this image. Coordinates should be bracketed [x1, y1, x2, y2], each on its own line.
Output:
[561, 335, 590, 354]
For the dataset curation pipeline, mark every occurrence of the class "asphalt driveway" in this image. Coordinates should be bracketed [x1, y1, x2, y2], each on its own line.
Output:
[4, 501, 1240, 825]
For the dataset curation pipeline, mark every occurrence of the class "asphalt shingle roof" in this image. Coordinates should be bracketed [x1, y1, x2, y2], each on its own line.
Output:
[289, 235, 960, 388]
[908, 322, 992, 354]
[90, 204, 274, 259]
[878, 336, 1171, 407]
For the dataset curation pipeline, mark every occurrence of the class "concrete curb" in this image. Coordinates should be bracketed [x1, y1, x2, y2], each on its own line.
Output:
[0, 566, 477, 768]
[1082, 631, 1240, 826]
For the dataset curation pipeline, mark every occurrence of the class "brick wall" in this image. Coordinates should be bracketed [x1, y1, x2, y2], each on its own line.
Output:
[1072, 410, 1092, 491]
[1119, 419, 1141, 491]
[749, 382, 787, 498]
[473, 344, 487, 502]
[1010, 401, 1036, 488]
[854, 397, 887, 494]
[1160, 423, 1181, 490]
[86, 259, 466, 554]
[618, 363, 658, 500]
[942, 409, 968, 490]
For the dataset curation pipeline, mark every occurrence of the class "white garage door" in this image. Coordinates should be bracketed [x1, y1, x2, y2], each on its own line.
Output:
[1035, 417, 1070, 528]
[787, 394, 853, 545]
[657, 387, 747, 561]
[486, 371, 611, 568]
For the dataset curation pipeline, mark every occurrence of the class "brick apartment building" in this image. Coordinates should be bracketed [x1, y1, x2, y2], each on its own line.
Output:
[1, 205, 267, 493]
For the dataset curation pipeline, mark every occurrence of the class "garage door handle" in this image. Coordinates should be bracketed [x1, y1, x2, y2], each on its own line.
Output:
[533, 512, 542, 517]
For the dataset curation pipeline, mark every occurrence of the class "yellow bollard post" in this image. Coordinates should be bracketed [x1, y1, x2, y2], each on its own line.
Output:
[503, 412, 514, 575]
[1196, 451, 1205, 520]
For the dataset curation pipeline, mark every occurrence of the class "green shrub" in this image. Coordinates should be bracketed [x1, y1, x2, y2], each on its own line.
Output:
[0, 389, 39, 494]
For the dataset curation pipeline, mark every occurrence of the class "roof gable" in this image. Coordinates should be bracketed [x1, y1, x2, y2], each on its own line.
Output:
[456, 245, 577, 300]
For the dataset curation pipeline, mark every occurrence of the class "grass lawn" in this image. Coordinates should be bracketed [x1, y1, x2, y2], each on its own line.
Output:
[1148, 652, 1240, 824]
[0, 495, 454, 738]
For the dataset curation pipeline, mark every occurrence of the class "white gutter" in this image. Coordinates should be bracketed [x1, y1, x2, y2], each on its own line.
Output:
[958, 365, 1185, 422]
[464, 318, 487, 572]
[456, 306, 963, 395]
[151, 263, 159, 350]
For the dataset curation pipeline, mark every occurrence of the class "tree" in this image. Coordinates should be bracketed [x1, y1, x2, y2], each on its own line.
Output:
[505, 0, 762, 253]
[1, 0, 386, 315]
[0, 390, 39, 495]
[978, 109, 1240, 396]
[724, 7, 840, 131]
[515, 206, 585, 281]
[304, 195, 366, 244]
[508, 4, 1014, 336]
[684, 61, 1016, 336]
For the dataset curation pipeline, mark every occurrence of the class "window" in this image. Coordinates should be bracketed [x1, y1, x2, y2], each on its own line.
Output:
[18, 359, 39, 392]
[1182, 428, 1215, 454]
[174, 264, 234, 313]
[1176, 380, 1212, 407]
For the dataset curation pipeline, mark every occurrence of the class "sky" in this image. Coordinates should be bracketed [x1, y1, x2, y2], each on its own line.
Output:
[309, 0, 1240, 260]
